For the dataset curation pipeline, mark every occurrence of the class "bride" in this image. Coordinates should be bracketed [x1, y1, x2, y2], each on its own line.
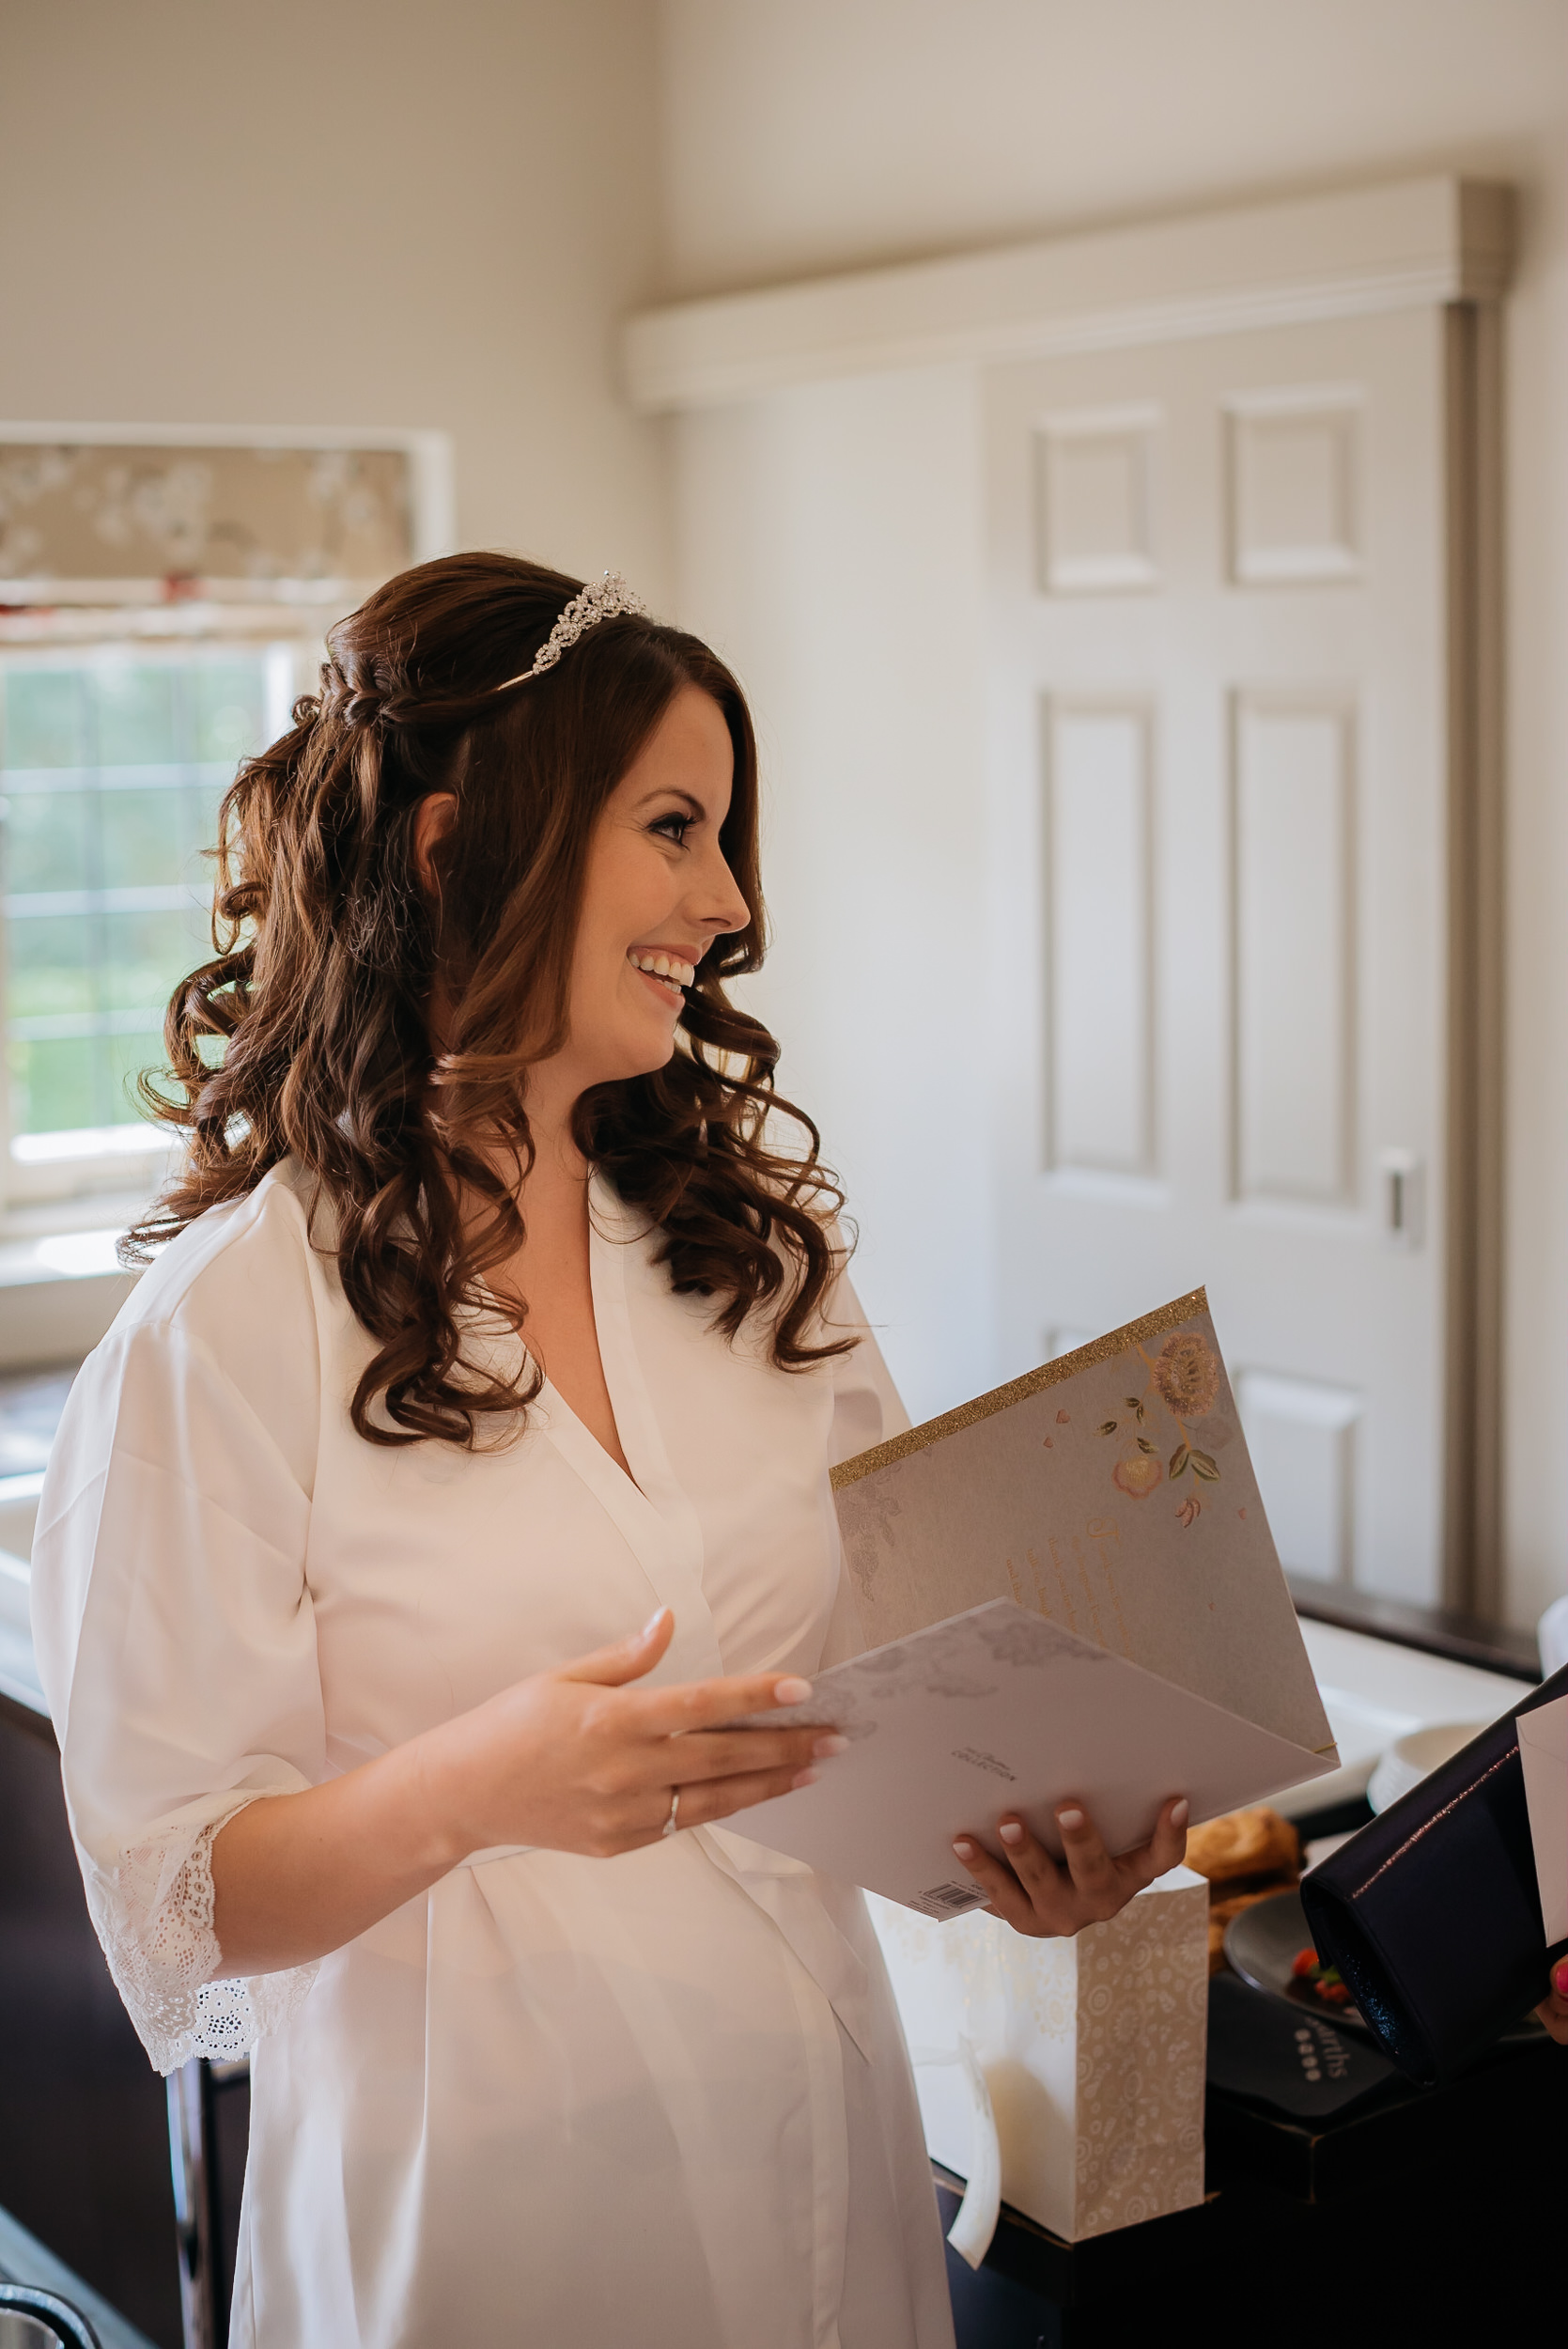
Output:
[31, 552, 1187, 2347]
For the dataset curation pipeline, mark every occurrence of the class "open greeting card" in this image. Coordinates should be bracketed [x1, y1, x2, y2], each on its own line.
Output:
[735, 1288, 1339, 1919]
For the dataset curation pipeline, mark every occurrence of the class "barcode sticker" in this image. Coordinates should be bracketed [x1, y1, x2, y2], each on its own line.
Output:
[911, 1880, 989, 1920]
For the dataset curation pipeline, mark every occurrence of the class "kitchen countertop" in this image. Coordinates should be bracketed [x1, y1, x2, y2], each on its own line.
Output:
[1276, 1615, 1536, 1818]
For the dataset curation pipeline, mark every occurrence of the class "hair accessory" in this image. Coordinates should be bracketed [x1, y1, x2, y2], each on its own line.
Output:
[493, 571, 648, 692]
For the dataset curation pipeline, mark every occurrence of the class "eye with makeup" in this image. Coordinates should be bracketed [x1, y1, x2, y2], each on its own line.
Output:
[648, 806, 697, 847]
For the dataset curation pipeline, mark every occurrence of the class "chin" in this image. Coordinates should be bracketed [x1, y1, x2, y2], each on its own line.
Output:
[604, 1024, 680, 1084]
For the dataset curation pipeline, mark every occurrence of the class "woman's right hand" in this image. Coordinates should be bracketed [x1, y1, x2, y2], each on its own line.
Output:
[421, 1605, 843, 1859]
[213, 1607, 840, 1975]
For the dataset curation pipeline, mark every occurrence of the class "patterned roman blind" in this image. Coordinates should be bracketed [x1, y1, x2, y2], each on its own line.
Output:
[0, 441, 414, 596]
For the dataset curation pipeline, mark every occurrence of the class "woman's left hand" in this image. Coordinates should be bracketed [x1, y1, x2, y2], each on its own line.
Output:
[952, 1797, 1189, 1939]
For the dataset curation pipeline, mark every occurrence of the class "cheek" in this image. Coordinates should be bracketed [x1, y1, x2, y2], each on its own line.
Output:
[572, 853, 676, 1025]
[611, 850, 679, 953]
[587, 837, 671, 937]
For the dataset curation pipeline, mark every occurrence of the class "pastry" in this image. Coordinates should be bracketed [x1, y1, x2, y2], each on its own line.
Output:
[1185, 1805, 1300, 1887]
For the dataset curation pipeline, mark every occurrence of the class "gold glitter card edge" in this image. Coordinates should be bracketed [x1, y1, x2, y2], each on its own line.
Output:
[831, 1285, 1211, 1492]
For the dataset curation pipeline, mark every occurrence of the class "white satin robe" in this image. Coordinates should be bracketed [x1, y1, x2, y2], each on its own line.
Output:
[29, 1166, 954, 2349]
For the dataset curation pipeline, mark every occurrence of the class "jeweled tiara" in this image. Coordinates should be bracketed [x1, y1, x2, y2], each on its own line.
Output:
[493, 571, 647, 692]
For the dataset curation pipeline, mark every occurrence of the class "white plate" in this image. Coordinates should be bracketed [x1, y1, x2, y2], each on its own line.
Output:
[1367, 1720, 1491, 1814]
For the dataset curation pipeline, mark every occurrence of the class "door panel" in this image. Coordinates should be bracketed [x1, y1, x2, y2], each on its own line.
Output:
[1231, 692, 1357, 1205]
[1045, 701, 1155, 1175]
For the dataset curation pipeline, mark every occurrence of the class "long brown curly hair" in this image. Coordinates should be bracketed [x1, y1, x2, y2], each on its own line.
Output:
[128, 552, 851, 1445]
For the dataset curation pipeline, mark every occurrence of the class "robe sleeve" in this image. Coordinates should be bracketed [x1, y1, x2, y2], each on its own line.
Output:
[825, 1268, 911, 1469]
[30, 1275, 327, 2076]
[815, 1268, 911, 1667]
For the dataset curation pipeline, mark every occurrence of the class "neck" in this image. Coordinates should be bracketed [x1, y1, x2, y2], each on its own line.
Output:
[519, 1057, 590, 1195]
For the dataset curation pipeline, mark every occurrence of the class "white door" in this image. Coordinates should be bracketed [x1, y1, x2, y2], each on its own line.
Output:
[981, 306, 1495, 1609]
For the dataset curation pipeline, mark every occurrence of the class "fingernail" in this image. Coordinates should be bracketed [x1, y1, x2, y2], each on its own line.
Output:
[1057, 1806, 1085, 1831]
[999, 1821, 1025, 1845]
[641, 1607, 670, 1637]
[791, 1767, 818, 1790]
[1171, 1799, 1189, 1828]
[1555, 1958, 1568, 1996]
[953, 1838, 976, 1859]
[774, 1676, 813, 1705]
[813, 1733, 849, 1759]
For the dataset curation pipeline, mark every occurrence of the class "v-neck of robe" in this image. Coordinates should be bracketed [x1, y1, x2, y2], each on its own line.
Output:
[526, 1175, 724, 1685]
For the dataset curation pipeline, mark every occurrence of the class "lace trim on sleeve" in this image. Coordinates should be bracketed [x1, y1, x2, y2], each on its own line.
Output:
[81, 1797, 319, 2076]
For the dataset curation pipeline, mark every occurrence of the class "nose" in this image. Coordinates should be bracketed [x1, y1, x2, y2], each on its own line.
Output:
[695, 842, 750, 940]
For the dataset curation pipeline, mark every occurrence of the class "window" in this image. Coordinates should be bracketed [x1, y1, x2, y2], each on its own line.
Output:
[0, 423, 450, 1222]
[0, 645, 299, 1196]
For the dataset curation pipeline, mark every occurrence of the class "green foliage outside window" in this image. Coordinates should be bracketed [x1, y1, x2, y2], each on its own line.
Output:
[1, 657, 270, 1140]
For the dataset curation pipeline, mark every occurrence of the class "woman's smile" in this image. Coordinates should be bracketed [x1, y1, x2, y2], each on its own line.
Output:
[626, 943, 700, 1006]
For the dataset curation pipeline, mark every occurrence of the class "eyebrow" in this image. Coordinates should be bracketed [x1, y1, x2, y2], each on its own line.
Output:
[633, 786, 707, 817]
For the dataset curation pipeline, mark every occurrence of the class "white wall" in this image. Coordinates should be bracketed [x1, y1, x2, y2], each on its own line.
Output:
[660, 0, 1564, 297]
[0, 0, 671, 597]
[658, 0, 1568, 1633]
[674, 366, 996, 1419]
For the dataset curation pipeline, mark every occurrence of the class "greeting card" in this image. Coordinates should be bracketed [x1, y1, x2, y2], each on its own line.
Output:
[735, 1289, 1338, 1914]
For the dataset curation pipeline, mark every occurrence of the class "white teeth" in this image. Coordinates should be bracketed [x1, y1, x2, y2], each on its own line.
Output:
[629, 950, 696, 989]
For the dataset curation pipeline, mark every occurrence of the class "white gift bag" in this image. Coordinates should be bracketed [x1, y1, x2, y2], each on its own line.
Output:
[869, 1865, 1209, 2257]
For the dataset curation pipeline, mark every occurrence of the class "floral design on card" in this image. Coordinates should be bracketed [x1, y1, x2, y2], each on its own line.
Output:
[836, 1481, 906, 1604]
[1095, 1327, 1222, 1525]
[973, 1610, 1106, 1671]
